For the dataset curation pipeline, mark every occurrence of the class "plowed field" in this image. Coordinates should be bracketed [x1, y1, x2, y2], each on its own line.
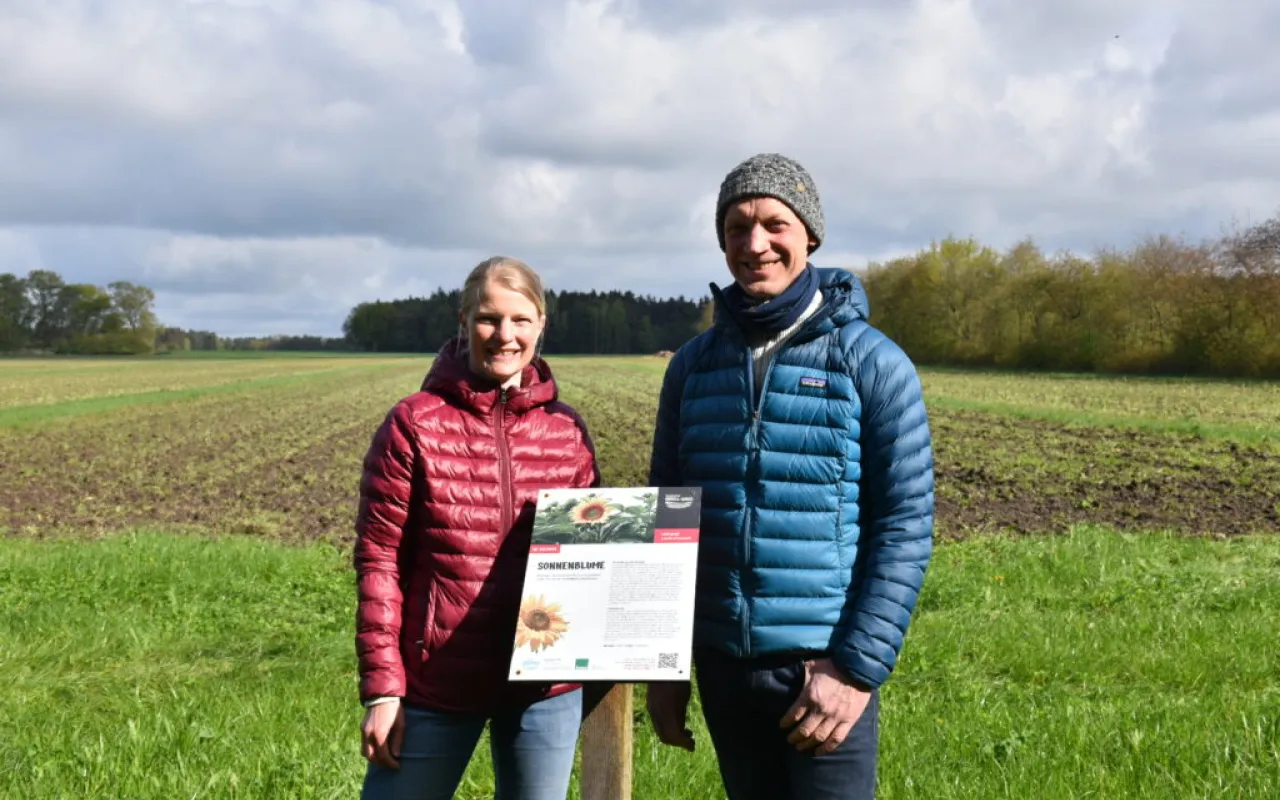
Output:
[2, 355, 1278, 539]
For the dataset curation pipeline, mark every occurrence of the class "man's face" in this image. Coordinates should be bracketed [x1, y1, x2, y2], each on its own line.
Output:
[722, 197, 815, 300]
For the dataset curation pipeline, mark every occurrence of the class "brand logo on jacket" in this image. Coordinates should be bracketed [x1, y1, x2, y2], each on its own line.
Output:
[800, 376, 827, 389]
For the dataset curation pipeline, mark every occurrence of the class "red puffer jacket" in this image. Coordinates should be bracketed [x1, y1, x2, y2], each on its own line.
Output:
[354, 340, 599, 713]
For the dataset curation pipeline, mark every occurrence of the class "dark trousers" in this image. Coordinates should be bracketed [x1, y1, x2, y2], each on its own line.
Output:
[694, 647, 879, 800]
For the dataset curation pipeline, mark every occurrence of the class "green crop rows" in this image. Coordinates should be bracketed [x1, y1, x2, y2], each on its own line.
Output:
[2, 354, 1277, 540]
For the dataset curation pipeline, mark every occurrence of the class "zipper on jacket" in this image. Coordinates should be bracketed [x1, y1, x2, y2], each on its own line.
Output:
[752, 356, 781, 442]
[496, 388, 512, 535]
[741, 346, 785, 658]
[732, 289, 829, 659]
[742, 345, 778, 660]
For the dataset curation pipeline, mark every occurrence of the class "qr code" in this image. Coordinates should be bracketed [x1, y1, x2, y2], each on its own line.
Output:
[657, 652, 679, 670]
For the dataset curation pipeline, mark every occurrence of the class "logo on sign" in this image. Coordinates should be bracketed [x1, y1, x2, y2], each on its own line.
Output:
[663, 492, 695, 509]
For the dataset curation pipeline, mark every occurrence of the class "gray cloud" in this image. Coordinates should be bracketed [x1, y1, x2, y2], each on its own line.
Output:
[1, 0, 1278, 336]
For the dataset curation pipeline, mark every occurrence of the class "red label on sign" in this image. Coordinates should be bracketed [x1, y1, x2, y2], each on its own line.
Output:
[654, 529, 699, 543]
[530, 544, 561, 553]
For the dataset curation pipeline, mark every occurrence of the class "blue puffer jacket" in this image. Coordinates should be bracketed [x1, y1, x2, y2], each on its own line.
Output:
[649, 267, 934, 689]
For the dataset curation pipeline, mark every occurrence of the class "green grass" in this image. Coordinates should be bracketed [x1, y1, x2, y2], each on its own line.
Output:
[2, 529, 1276, 799]
[922, 369, 1280, 440]
[927, 395, 1280, 444]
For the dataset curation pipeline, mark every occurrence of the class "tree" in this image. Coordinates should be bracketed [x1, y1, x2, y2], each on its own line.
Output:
[186, 330, 220, 350]
[155, 327, 192, 352]
[633, 314, 656, 353]
[108, 281, 158, 333]
[0, 271, 166, 354]
[58, 284, 117, 337]
[605, 297, 629, 353]
[0, 273, 31, 351]
[25, 269, 66, 349]
[695, 299, 715, 334]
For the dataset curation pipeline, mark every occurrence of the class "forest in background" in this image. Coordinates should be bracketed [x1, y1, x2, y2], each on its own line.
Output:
[0, 272, 161, 355]
[341, 288, 703, 355]
[863, 216, 1280, 377]
[2, 214, 1277, 377]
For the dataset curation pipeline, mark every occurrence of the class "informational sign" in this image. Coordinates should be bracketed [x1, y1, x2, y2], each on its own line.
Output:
[508, 486, 702, 682]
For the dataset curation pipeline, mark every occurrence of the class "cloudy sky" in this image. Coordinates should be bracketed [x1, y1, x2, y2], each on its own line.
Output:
[3, 0, 1278, 336]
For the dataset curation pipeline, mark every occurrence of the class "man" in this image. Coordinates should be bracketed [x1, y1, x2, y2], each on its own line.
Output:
[646, 153, 934, 799]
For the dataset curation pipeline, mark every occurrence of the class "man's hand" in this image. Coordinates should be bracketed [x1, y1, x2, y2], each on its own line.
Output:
[646, 681, 695, 751]
[361, 700, 406, 769]
[779, 658, 871, 754]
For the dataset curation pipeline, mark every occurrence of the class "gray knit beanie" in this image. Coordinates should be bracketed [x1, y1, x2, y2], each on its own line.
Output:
[715, 153, 824, 252]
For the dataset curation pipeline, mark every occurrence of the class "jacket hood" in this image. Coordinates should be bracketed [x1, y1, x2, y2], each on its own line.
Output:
[815, 266, 870, 324]
[712, 266, 869, 334]
[422, 337, 559, 416]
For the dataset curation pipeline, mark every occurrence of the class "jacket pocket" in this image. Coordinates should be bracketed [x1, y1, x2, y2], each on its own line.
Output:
[834, 492, 854, 574]
[416, 580, 440, 664]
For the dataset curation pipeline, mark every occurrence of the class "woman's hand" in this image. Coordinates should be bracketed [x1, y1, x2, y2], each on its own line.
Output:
[361, 700, 405, 769]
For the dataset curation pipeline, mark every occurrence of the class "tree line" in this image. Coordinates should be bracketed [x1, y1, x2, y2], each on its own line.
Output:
[342, 289, 705, 355]
[340, 213, 1280, 379]
[862, 215, 1280, 378]
[5, 213, 1278, 378]
[153, 329, 350, 353]
[1, 271, 159, 354]
[0, 270, 360, 355]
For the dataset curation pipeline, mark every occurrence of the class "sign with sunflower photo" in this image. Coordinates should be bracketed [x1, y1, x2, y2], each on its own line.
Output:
[508, 486, 702, 683]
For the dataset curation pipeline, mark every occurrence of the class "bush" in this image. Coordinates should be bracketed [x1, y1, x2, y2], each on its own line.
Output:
[56, 331, 155, 355]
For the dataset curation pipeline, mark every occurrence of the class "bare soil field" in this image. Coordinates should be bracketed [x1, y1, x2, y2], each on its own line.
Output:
[2, 355, 1277, 540]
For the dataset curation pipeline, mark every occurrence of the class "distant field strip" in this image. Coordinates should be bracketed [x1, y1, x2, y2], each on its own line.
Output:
[2, 356, 1278, 539]
[923, 370, 1280, 438]
[0, 363, 422, 429]
[0, 357, 420, 411]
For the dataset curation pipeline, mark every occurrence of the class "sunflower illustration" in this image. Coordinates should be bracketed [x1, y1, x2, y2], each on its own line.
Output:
[569, 497, 617, 525]
[516, 593, 570, 653]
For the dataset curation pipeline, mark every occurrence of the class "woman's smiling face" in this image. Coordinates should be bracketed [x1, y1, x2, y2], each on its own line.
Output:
[462, 280, 545, 384]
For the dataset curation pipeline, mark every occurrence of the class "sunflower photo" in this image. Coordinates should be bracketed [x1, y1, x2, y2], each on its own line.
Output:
[514, 593, 570, 653]
[530, 487, 658, 545]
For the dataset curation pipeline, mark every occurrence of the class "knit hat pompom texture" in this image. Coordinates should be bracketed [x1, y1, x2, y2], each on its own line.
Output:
[715, 153, 824, 252]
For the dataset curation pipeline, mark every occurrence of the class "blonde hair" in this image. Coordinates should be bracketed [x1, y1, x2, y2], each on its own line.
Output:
[459, 256, 547, 321]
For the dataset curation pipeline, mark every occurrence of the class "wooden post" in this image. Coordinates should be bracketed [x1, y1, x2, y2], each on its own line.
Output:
[580, 684, 633, 800]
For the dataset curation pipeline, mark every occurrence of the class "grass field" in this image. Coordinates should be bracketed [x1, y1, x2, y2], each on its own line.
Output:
[2, 354, 1279, 798]
[3, 529, 1277, 799]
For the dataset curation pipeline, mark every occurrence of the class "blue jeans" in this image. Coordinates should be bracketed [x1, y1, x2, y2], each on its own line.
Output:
[694, 647, 880, 800]
[361, 689, 582, 800]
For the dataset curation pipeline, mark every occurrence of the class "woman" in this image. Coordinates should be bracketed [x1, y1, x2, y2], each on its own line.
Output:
[354, 256, 600, 799]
